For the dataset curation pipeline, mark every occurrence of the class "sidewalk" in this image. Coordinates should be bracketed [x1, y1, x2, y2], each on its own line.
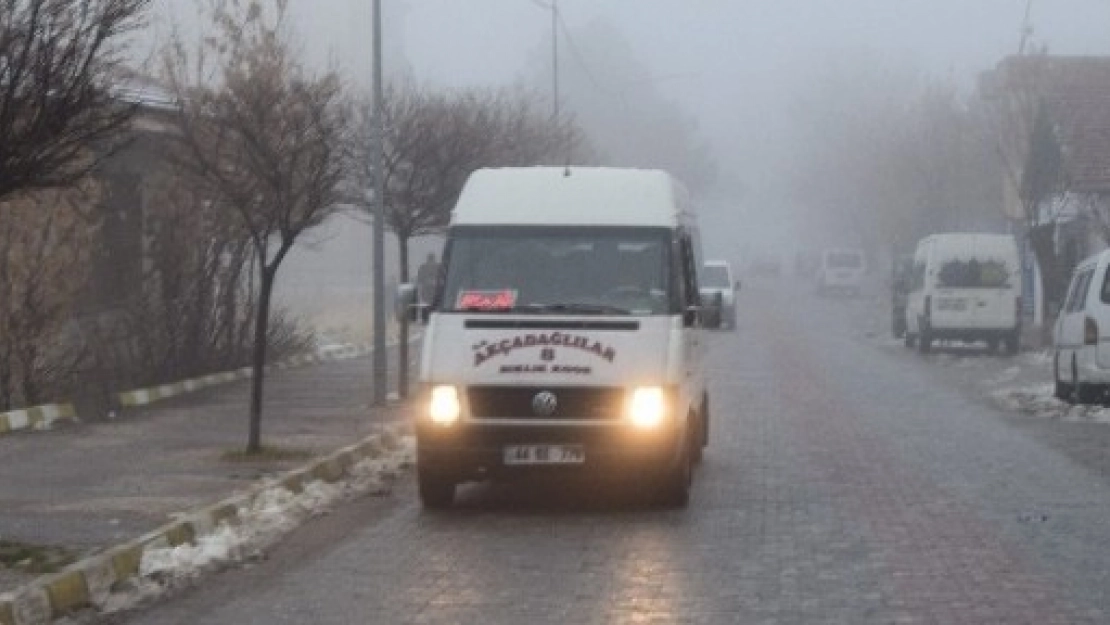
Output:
[0, 352, 411, 596]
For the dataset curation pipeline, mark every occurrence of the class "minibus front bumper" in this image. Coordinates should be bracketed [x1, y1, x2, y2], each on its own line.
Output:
[416, 421, 685, 482]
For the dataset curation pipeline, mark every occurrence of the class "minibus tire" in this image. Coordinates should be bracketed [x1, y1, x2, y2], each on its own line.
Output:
[658, 437, 692, 508]
[691, 397, 709, 464]
[418, 467, 456, 509]
[1003, 332, 1019, 355]
[1055, 379, 1073, 402]
[1055, 353, 1073, 402]
[917, 331, 932, 353]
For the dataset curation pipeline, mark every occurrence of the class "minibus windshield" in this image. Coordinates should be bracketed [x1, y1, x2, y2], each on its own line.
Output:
[439, 226, 673, 315]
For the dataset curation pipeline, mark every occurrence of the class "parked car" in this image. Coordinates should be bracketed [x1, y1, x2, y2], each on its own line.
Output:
[816, 248, 866, 296]
[903, 233, 1021, 354]
[891, 255, 913, 338]
[1054, 249, 1110, 403]
[701, 260, 738, 330]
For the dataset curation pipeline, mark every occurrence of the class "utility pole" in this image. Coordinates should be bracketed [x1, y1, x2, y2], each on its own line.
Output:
[371, 0, 388, 405]
[1018, 0, 1034, 55]
[551, 0, 559, 121]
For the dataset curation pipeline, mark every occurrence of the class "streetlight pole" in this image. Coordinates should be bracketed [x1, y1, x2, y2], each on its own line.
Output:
[551, 0, 559, 121]
[371, 0, 388, 405]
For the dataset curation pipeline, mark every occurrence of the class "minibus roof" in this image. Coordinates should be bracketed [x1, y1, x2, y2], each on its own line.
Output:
[451, 167, 691, 227]
[925, 233, 1018, 263]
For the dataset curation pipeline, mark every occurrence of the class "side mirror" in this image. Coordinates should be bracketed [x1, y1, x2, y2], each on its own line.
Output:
[700, 291, 723, 329]
[394, 283, 426, 324]
[734, 280, 741, 292]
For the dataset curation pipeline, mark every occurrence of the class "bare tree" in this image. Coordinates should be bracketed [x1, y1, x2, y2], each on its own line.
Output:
[352, 84, 587, 396]
[983, 53, 1074, 327]
[0, 0, 150, 203]
[165, 0, 351, 453]
[356, 85, 586, 279]
[0, 185, 100, 409]
[788, 55, 1003, 260]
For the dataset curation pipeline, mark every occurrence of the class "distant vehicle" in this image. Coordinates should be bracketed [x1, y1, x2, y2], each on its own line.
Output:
[816, 248, 866, 296]
[903, 233, 1021, 354]
[1054, 249, 1110, 403]
[400, 167, 716, 509]
[891, 255, 913, 338]
[701, 260, 738, 330]
[751, 255, 782, 276]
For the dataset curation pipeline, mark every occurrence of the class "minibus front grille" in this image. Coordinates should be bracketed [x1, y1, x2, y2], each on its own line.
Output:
[464, 319, 640, 331]
[467, 386, 625, 420]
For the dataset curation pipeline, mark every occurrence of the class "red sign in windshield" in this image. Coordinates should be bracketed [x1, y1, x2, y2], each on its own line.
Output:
[457, 290, 518, 311]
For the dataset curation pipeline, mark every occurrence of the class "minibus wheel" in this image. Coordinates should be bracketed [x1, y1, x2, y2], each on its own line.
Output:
[658, 433, 692, 508]
[1054, 352, 1073, 401]
[917, 330, 932, 353]
[418, 466, 456, 509]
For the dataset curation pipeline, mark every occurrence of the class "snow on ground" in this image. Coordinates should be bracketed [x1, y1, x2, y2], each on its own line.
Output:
[990, 384, 1110, 423]
[97, 436, 414, 615]
[980, 348, 1110, 423]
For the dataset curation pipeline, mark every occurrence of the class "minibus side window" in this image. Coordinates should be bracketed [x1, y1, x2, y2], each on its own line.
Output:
[1100, 266, 1110, 305]
[1067, 269, 1093, 312]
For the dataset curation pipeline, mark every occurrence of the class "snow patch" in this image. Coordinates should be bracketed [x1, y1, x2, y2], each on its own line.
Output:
[990, 385, 1110, 422]
[99, 436, 414, 614]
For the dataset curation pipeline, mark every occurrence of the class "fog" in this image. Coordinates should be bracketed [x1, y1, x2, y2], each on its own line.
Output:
[143, 0, 1110, 334]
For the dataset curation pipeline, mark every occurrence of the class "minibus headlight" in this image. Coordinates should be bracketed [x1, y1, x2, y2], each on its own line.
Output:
[429, 385, 461, 426]
[627, 387, 667, 429]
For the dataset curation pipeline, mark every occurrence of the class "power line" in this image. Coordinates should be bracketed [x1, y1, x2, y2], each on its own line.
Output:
[555, 8, 631, 111]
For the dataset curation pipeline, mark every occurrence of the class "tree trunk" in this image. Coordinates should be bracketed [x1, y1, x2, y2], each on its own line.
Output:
[247, 265, 276, 454]
[1028, 224, 1068, 333]
[0, 348, 11, 411]
[398, 235, 410, 400]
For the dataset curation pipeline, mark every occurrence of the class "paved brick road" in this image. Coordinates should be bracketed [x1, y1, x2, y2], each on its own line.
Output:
[112, 284, 1110, 624]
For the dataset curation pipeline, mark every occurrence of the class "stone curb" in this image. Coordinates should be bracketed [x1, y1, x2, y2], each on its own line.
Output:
[0, 340, 394, 439]
[0, 404, 78, 438]
[117, 344, 376, 409]
[0, 422, 409, 625]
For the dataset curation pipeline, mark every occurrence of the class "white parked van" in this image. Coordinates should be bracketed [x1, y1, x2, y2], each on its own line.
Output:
[700, 260, 738, 330]
[816, 248, 866, 295]
[903, 233, 1021, 354]
[404, 167, 717, 508]
[1053, 249, 1110, 403]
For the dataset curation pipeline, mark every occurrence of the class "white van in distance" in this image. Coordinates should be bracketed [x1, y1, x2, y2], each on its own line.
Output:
[402, 167, 718, 508]
[1054, 249, 1110, 403]
[700, 260, 738, 330]
[816, 248, 866, 296]
[903, 233, 1021, 354]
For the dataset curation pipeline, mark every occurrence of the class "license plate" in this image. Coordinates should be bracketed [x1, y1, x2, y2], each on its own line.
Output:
[503, 444, 585, 465]
[938, 298, 967, 311]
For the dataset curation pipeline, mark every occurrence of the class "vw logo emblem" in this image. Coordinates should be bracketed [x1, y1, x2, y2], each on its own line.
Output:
[532, 391, 558, 417]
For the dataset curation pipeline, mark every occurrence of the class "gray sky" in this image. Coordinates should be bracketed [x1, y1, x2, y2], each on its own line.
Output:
[150, 0, 1110, 258]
